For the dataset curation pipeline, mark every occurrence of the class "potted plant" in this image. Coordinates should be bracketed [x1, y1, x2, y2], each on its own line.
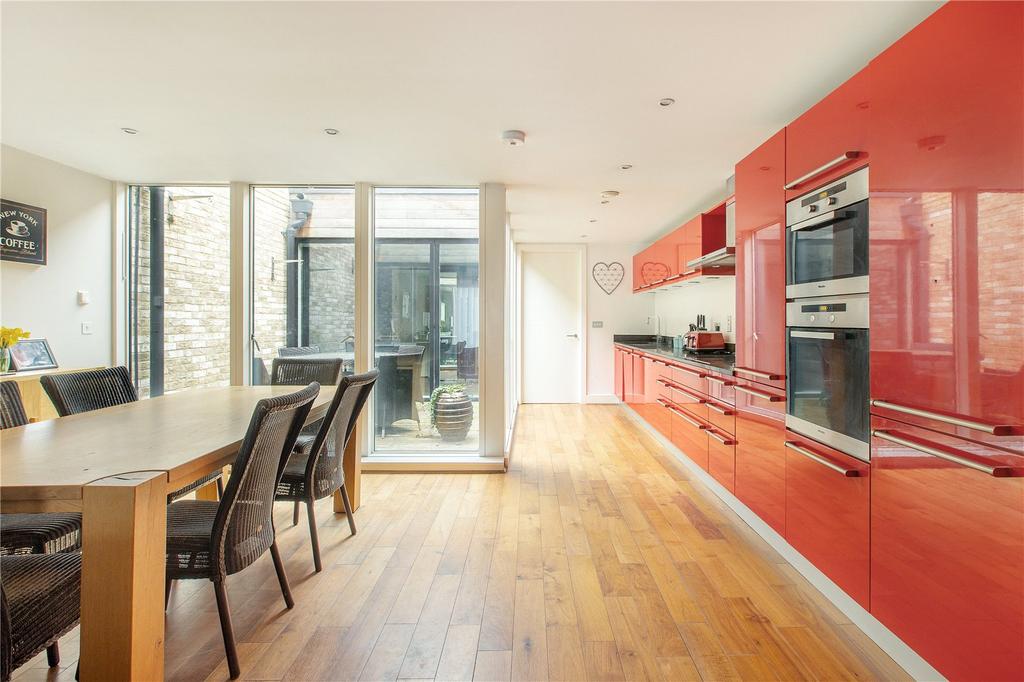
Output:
[0, 327, 29, 374]
[428, 383, 474, 442]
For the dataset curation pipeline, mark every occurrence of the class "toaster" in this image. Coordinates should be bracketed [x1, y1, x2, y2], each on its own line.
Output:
[684, 331, 725, 350]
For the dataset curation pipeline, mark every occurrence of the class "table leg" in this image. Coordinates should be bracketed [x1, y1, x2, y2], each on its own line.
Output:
[334, 432, 360, 512]
[80, 471, 167, 681]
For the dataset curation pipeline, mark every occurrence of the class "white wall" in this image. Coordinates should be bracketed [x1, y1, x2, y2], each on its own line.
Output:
[481, 182, 507, 459]
[586, 243, 654, 402]
[652, 276, 736, 343]
[0, 145, 113, 368]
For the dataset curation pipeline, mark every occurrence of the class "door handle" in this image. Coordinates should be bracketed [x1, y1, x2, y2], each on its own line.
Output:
[735, 385, 785, 402]
[872, 429, 1022, 477]
[870, 399, 1019, 436]
[734, 367, 784, 381]
[784, 151, 862, 190]
[784, 441, 860, 477]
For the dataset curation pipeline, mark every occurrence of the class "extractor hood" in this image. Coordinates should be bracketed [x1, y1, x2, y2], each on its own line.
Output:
[685, 185, 736, 270]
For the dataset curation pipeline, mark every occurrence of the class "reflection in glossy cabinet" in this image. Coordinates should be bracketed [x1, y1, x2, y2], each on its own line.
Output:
[785, 68, 870, 200]
[784, 433, 870, 608]
[869, 0, 1024, 442]
[707, 429, 736, 492]
[735, 130, 787, 391]
[871, 416, 1024, 681]
[733, 379, 786, 534]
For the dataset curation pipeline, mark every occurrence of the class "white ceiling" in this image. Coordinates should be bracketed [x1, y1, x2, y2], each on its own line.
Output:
[1, 1, 939, 243]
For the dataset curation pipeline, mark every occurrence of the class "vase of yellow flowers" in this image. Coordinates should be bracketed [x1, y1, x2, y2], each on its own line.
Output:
[0, 327, 29, 374]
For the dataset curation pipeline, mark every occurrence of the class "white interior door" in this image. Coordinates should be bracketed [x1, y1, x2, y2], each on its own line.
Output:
[521, 250, 581, 403]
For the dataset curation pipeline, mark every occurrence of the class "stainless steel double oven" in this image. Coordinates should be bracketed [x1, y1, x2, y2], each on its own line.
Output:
[785, 167, 870, 460]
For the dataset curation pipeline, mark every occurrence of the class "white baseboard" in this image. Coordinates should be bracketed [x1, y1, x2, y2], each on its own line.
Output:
[585, 393, 620, 404]
[361, 456, 505, 472]
[619, 405, 945, 682]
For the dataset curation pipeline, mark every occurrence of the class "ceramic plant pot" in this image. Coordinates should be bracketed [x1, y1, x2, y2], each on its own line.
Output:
[434, 390, 473, 442]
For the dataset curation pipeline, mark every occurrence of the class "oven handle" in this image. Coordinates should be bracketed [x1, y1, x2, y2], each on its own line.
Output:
[789, 209, 858, 233]
[790, 330, 836, 340]
[784, 441, 861, 477]
[784, 151, 862, 190]
[872, 429, 1023, 478]
[735, 385, 785, 402]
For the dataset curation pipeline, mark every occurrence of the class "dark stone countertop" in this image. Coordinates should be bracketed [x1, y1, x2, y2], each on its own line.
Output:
[613, 339, 736, 376]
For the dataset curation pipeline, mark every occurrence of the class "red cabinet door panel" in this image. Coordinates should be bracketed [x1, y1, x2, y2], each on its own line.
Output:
[733, 379, 787, 534]
[670, 406, 709, 471]
[628, 353, 645, 406]
[614, 348, 625, 401]
[707, 429, 737, 492]
[705, 398, 735, 437]
[622, 351, 634, 403]
[670, 364, 708, 395]
[705, 374, 736, 435]
[871, 415, 1024, 682]
[869, 1, 1024, 443]
[671, 385, 709, 423]
[785, 68, 870, 200]
[734, 129, 787, 392]
[784, 433, 870, 608]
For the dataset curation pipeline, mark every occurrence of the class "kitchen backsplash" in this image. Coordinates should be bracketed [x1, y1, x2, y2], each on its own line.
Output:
[651, 277, 736, 343]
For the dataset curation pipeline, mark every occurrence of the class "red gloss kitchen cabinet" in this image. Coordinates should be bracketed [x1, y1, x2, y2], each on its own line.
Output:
[871, 416, 1024, 681]
[706, 427, 736, 492]
[621, 349, 634, 402]
[670, 403, 709, 471]
[783, 433, 870, 608]
[614, 347, 625, 401]
[869, 0, 1024, 447]
[628, 352, 645, 407]
[733, 378, 787, 534]
[785, 67, 870, 200]
[677, 210, 728, 279]
[734, 129, 786, 391]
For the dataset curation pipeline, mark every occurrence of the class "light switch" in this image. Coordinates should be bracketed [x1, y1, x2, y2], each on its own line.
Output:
[81, 322, 93, 335]
[726, 314, 733, 332]
[77, 290, 91, 305]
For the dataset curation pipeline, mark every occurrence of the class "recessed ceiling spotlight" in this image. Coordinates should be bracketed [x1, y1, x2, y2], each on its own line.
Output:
[580, 234, 589, 238]
[588, 219, 597, 223]
[601, 200, 610, 205]
[121, 127, 138, 135]
[658, 98, 675, 107]
[324, 128, 340, 136]
[501, 130, 526, 147]
[619, 163, 633, 170]
[600, 190, 620, 199]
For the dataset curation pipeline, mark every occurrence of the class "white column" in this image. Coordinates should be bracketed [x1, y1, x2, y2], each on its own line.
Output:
[480, 183, 507, 459]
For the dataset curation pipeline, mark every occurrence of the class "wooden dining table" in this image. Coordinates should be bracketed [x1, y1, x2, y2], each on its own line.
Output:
[0, 385, 360, 681]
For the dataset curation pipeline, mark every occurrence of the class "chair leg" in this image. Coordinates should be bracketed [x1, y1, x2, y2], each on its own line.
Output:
[165, 576, 172, 610]
[213, 580, 241, 680]
[340, 483, 357, 536]
[216, 476, 225, 499]
[292, 500, 300, 526]
[46, 643, 59, 668]
[269, 540, 295, 609]
[305, 498, 322, 573]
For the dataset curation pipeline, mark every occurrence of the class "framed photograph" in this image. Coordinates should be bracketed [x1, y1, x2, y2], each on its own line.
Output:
[1, 199, 47, 266]
[9, 338, 58, 371]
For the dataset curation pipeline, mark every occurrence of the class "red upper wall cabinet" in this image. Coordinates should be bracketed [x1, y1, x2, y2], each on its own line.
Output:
[734, 129, 786, 390]
[677, 207, 728, 278]
[785, 67, 871, 200]
[869, 0, 1024, 444]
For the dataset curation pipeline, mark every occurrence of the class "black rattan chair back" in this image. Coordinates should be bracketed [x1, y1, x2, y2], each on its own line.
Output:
[302, 370, 378, 498]
[39, 366, 137, 417]
[270, 358, 344, 386]
[211, 383, 319, 577]
[0, 383, 28, 430]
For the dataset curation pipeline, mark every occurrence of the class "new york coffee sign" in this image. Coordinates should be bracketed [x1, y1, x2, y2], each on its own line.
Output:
[1, 199, 46, 265]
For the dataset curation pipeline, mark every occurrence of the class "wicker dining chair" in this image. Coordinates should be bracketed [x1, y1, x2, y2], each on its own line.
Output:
[0, 553, 82, 681]
[270, 358, 344, 386]
[276, 370, 378, 572]
[0, 382, 83, 560]
[40, 366, 223, 502]
[276, 345, 320, 357]
[165, 383, 319, 680]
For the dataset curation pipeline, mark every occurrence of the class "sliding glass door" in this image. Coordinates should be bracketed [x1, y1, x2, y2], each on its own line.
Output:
[250, 186, 355, 383]
[372, 188, 480, 453]
[126, 185, 231, 397]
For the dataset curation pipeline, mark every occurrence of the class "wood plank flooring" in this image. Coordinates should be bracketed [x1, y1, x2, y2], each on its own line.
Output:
[14, 404, 911, 681]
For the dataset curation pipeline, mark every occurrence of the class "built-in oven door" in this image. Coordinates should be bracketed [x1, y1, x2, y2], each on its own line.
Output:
[786, 326, 870, 460]
[786, 198, 869, 298]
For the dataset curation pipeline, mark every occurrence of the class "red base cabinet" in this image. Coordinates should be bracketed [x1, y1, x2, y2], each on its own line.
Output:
[871, 416, 1024, 681]
[784, 433, 870, 608]
[733, 379, 786, 534]
[707, 429, 736, 492]
[670, 405, 709, 471]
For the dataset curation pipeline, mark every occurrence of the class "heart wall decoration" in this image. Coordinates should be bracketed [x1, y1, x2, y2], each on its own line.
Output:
[592, 261, 625, 295]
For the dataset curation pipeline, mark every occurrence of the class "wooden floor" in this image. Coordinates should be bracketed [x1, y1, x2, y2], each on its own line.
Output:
[17, 404, 911, 681]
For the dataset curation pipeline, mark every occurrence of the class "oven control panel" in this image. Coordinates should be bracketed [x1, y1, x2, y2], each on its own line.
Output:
[786, 294, 869, 329]
[786, 166, 868, 228]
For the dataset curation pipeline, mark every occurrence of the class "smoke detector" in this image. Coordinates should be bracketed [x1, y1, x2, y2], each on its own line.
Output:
[600, 190, 620, 199]
[501, 130, 526, 147]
